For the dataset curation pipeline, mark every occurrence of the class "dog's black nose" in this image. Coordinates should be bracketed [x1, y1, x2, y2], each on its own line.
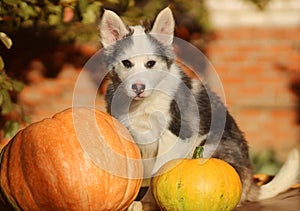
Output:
[132, 83, 146, 95]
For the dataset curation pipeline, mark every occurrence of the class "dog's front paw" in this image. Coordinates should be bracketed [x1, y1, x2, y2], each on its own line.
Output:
[127, 201, 143, 211]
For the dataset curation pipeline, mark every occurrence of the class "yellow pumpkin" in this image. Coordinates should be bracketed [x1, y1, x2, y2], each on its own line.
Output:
[152, 147, 242, 211]
[0, 107, 143, 210]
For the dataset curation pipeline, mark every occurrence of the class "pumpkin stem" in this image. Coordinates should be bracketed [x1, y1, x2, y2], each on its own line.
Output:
[193, 146, 204, 159]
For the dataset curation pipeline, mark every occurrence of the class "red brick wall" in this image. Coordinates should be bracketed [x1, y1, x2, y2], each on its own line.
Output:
[206, 27, 300, 159]
[19, 64, 105, 124]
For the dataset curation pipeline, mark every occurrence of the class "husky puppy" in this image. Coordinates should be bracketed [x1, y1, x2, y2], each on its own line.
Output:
[99, 7, 300, 210]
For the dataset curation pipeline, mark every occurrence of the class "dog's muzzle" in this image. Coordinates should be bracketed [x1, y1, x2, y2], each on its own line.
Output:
[132, 83, 146, 95]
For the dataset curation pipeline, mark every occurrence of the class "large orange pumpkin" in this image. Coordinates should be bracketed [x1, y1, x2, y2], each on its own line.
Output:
[152, 147, 242, 211]
[0, 107, 143, 210]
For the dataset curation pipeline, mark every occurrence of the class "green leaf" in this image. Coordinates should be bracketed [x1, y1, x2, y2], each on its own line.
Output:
[48, 14, 61, 25]
[78, 0, 88, 16]
[12, 79, 24, 92]
[22, 115, 31, 124]
[0, 56, 4, 70]
[18, 2, 38, 20]
[82, 8, 96, 24]
[3, 120, 19, 139]
[2, 80, 13, 91]
[25, 0, 38, 3]
[0, 89, 12, 114]
[82, 2, 101, 24]
[0, 70, 8, 85]
[0, 32, 13, 49]
[46, 4, 62, 25]
[3, 0, 18, 7]
[258, 162, 280, 175]
[47, 4, 62, 14]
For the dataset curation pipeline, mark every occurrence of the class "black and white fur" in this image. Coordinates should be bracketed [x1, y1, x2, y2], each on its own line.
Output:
[99, 7, 300, 211]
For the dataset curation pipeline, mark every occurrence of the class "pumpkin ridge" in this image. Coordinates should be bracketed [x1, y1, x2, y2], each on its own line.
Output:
[71, 108, 142, 209]
[221, 164, 235, 209]
[7, 132, 27, 211]
[103, 116, 127, 162]
[102, 115, 135, 210]
[0, 182, 15, 211]
[217, 160, 241, 210]
[175, 161, 185, 210]
[19, 132, 46, 210]
[91, 114, 123, 209]
[4, 137, 17, 207]
[112, 128, 131, 211]
[109, 115, 143, 208]
[100, 111, 143, 210]
[46, 117, 76, 209]
[219, 161, 231, 210]
[0, 141, 20, 211]
[53, 112, 95, 209]
[101, 114, 142, 177]
[67, 108, 124, 209]
[59, 110, 111, 209]
[22, 119, 70, 210]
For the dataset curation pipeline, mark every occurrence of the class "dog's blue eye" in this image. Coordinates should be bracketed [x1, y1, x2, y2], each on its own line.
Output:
[146, 60, 156, 68]
[122, 60, 133, 68]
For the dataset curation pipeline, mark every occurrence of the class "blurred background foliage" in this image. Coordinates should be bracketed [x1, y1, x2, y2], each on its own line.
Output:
[0, 0, 272, 80]
[0, 0, 213, 45]
[0, 0, 273, 81]
[0, 0, 269, 48]
[0, 31, 28, 141]
[250, 150, 282, 175]
[0, 0, 282, 173]
[0, 0, 216, 83]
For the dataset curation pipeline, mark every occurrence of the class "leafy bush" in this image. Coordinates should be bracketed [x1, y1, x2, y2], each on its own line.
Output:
[0, 0, 213, 43]
[0, 0, 103, 44]
[250, 150, 281, 175]
[0, 32, 28, 140]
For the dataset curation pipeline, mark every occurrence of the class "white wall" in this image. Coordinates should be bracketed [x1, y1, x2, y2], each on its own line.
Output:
[205, 0, 300, 27]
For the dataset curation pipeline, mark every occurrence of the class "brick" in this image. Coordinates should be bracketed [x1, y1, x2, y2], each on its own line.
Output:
[207, 27, 299, 154]
[234, 108, 299, 151]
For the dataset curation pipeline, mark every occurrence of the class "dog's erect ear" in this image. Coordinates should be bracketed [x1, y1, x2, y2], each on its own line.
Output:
[99, 10, 129, 47]
[150, 7, 175, 45]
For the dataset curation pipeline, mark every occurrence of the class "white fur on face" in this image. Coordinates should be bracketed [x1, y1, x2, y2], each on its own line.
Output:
[121, 26, 157, 60]
[116, 54, 171, 99]
[108, 25, 172, 99]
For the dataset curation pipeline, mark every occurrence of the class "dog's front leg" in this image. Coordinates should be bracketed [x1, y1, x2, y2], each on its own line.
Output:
[127, 201, 143, 211]
[127, 185, 159, 211]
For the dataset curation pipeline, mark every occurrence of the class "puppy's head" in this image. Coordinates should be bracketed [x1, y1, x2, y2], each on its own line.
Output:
[99, 8, 175, 100]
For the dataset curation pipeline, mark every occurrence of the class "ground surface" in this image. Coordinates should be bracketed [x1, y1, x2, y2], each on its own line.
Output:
[237, 188, 300, 211]
[237, 175, 300, 210]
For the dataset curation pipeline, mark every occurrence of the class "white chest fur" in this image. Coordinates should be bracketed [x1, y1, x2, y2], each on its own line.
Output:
[118, 88, 207, 179]
[119, 89, 173, 154]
